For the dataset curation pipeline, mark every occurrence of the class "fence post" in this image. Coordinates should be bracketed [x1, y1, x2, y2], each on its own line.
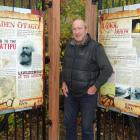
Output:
[48, 0, 60, 140]
[85, 0, 97, 40]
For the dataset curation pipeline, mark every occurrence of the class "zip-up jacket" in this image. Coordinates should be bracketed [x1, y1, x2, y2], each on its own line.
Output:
[62, 34, 113, 96]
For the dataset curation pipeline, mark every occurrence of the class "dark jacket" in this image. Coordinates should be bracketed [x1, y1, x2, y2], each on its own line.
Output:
[62, 34, 113, 96]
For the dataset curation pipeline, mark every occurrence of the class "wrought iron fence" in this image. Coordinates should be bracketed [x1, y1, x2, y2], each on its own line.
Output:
[0, 0, 44, 9]
[98, 0, 139, 9]
[96, 108, 140, 140]
[0, 107, 48, 140]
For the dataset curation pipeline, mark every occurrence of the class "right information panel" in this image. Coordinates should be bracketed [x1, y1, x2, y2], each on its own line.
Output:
[98, 9, 140, 116]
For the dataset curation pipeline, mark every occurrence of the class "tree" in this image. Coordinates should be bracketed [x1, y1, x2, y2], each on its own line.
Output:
[60, 0, 85, 56]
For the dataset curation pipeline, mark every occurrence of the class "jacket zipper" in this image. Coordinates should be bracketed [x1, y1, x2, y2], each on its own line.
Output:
[70, 46, 77, 88]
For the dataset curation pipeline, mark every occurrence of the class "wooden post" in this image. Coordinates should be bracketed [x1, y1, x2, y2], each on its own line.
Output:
[47, 0, 60, 140]
[85, 1, 97, 140]
[85, 0, 97, 40]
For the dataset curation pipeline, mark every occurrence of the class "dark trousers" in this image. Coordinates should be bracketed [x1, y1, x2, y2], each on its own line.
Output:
[64, 93, 98, 140]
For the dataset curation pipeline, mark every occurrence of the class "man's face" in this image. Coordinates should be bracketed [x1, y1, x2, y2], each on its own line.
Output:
[22, 47, 32, 55]
[20, 46, 32, 65]
[72, 19, 87, 43]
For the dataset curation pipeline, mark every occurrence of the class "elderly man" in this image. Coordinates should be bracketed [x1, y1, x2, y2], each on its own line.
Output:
[19, 45, 34, 66]
[62, 19, 113, 140]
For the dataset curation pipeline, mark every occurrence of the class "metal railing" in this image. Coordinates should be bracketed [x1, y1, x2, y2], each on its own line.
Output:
[0, 0, 40, 9]
[98, 0, 139, 10]
[0, 107, 48, 140]
[96, 108, 140, 140]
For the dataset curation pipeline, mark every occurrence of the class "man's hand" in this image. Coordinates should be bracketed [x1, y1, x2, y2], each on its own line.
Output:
[87, 85, 97, 95]
[62, 82, 69, 97]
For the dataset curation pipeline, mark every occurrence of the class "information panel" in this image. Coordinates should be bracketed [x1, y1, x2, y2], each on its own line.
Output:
[98, 9, 140, 116]
[0, 11, 44, 111]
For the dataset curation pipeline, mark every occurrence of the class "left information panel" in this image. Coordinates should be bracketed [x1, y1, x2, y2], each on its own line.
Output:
[0, 11, 44, 111]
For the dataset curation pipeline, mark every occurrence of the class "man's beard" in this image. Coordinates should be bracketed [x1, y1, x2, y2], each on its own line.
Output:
[20, 52, 32, 65]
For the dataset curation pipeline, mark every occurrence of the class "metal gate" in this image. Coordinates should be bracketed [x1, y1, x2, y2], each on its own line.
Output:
[96, 108, 140, 140]
[0, 0, 49, 140]
[96, 0, 140, 140]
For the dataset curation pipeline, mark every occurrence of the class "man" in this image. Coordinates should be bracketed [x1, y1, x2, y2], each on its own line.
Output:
[19, 45, 33, 66]
[62, 19, 113, 140]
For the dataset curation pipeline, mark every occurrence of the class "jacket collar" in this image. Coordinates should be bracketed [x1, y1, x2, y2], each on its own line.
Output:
[70, 33, 91, 47]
